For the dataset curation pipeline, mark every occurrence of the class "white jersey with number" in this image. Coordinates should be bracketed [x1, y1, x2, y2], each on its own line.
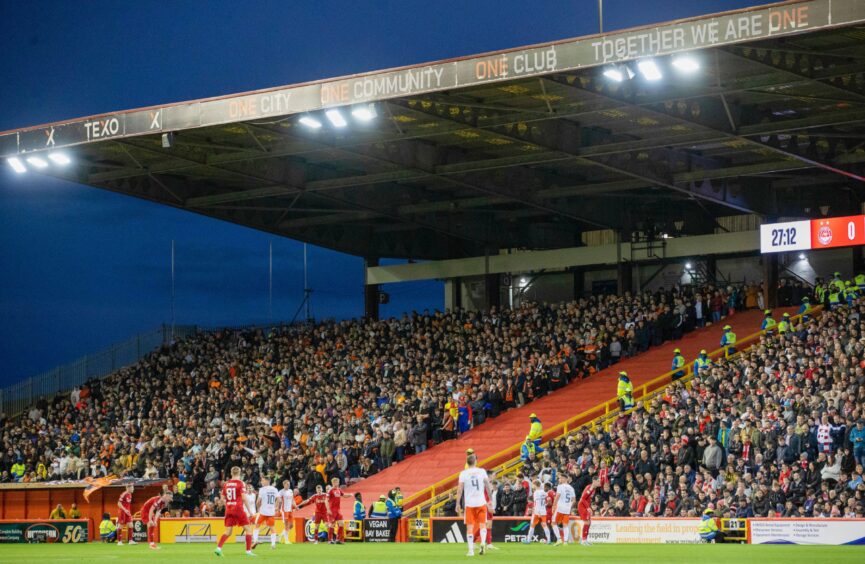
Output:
[532, 489, 548, 516]
[458, 467, 488, 508]
[244, 492, 257, 517]
[278, 488, 295, 514]
[258, 485, 279, 517]
[555, 484, 575, 515]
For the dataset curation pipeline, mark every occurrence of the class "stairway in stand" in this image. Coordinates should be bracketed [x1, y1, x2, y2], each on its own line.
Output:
[302, 307, 777, 517]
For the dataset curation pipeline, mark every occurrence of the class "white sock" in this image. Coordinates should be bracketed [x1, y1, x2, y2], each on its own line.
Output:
[270, 533, 276, 547]
[280, 529, 287, 540]
[552, 524, 561, 541]
[563, 524, 571, 543]
[480, 528, 487, 546]
[252, 529, 259, 543]
[542, 525, 550, 542]
[528, 527, 535, 541]
[467, 533, 474, 553]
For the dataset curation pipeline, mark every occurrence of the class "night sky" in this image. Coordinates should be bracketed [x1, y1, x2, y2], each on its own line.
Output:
[0, 0, 776, 386]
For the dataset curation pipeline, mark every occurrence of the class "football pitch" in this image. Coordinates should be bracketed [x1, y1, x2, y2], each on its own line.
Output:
[0, 543, 862, 563]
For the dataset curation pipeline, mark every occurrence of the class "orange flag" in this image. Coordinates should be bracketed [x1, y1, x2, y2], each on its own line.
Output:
[83, 474, 118, 502]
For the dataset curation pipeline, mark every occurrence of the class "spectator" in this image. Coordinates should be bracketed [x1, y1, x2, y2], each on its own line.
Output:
[49, 504, 66, 519]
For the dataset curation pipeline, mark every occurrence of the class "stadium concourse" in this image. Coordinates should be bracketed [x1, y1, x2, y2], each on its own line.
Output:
[302, 307, 777, 516]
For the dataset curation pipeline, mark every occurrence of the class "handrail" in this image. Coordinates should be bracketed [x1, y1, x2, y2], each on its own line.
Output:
[404, 306, 818, 515]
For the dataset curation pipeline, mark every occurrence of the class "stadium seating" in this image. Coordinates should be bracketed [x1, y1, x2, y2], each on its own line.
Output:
[466, 303, 865, 520]
[12, 281, 854, 521]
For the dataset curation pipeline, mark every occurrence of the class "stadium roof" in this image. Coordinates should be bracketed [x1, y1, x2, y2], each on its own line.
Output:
[5, 0, 865, 260]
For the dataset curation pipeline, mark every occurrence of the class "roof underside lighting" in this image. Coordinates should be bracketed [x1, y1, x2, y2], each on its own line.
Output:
[603, 67, 624, 82]
[26, 156, 48, 169]
[351, 104, 377, 121]
[637, 59, 662, 81]
[325, 109, 348, 128]
[7, 157, 26, 173]
[48, 152, 71, 165]
[299, 115, 322, 129]
[672, 55, 700, 73]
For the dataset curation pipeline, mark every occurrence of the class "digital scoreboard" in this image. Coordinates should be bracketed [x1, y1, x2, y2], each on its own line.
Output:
[761, 215, 865, 253]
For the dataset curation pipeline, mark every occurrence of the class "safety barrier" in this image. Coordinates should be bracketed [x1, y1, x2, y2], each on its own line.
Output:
[404, 306, 819, 517]
[3, 514, 858, 544]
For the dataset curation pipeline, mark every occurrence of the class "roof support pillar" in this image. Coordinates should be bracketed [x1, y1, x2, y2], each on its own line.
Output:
[763, 253, 779, 310]
[485, 273, 501, 310]
[364, 257, 380, 320]
[617, 228, 633, 295]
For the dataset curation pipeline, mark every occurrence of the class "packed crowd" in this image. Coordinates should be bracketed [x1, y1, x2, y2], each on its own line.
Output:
[479, 297, 864, 520]
[0, 281, 750, 512]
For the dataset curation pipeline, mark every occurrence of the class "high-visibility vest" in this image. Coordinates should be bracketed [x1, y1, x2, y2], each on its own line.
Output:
[370, 501, 388, 517]
[354, 500, 366, 520]
[829, 291, 841, 305]
[394, 491, 404, 507]
[672, 355, 684, 371]
[694, 356, 712, 374]
[521, 441, 537, 460]
[99, 520, 116, 536]
[617, 379, 633, 399]
[856, 274, 865, 288]
[528, 420, 543, 441]
[385, 498, 401, 518]
[778, 320, 790, 334]
[762, 318, 776, 331]
[177, 480, 187, 495]
[698, 516, 718, 535]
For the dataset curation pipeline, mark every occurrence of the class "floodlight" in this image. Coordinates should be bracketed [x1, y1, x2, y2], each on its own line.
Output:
[637, 59, 662, 81]
[7, 157, 26, 173]
[48, 152, 71, 165]
[26, 156, 48, 169]
[325, 109, 348, 128]
[685, 262, 693, 269]
[672, 55, 699, 73]
[798, 253, 806, 260]
[603, 67, 624, 82]
[299, 115, 322, 129]
[351, 104, 377, 121]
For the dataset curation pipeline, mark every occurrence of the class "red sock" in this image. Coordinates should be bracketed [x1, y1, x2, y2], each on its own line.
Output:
[582, 523, 590, 541]
[328, 526, 334, 541]
[217, 532, 230, 549]
[245, 533, 252, 551]
[147, 527, 154, 543]
[486, 529, 492, 544]
[337, 525, 344, 542]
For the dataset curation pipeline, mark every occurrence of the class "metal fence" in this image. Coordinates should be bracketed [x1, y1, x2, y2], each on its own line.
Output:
[0, 324, 199, 417]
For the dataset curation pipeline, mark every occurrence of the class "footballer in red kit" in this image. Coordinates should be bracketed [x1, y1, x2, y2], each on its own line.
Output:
[141, 491, 172, 550]
[214, 466, 256, 557]
[578, 478, 600, 545]
[299, 485, 329, 543]
[116, 484, 135, 545]
[222, 478, 249, 528]
[326, 478, 352, 544]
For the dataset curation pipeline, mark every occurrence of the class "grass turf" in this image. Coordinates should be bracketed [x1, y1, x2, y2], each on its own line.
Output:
[0, 542, 862, 564]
